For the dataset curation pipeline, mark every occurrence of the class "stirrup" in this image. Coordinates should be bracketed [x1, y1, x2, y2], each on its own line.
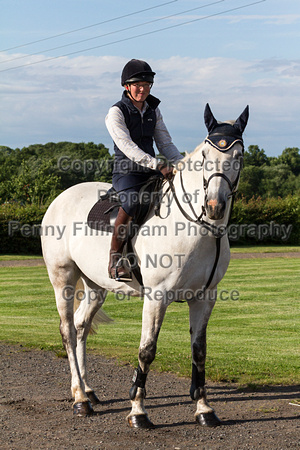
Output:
[110, 257, 132, 282]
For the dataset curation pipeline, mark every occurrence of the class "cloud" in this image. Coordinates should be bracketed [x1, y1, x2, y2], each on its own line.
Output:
[250, 58, 300, 77]
[1, 53, 299, 155]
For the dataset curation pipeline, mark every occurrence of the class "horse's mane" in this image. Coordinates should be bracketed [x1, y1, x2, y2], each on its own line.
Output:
[182, 141, 206, 161]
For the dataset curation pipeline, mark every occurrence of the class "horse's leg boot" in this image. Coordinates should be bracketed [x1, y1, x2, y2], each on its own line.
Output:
[108, 207, 133, 282]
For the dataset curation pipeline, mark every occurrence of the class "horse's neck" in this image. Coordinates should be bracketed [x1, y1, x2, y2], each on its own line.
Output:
[171, 154, 206, 222]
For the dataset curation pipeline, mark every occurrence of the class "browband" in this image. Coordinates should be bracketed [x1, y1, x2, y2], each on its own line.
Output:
[205, 122, 244, 151]
[205, 137, 244, 152]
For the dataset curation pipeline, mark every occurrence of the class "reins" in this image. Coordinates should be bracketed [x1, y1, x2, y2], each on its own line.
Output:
[166, 171, 226, 238]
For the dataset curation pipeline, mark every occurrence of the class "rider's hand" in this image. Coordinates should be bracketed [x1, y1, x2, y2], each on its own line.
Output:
[157, 162, 174, 180]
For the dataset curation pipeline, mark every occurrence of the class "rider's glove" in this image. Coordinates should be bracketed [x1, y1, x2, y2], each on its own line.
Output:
[157, 162, 174, 180]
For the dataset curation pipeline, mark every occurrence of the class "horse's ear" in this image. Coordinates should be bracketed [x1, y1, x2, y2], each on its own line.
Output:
[234, 105, 249, 134]
[204, 103, 218, 133]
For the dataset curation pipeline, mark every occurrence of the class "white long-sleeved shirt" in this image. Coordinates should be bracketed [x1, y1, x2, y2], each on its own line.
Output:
[105, 101, 183, 170]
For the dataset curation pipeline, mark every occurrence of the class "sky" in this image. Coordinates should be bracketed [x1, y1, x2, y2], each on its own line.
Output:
[1, 0, 300, 157]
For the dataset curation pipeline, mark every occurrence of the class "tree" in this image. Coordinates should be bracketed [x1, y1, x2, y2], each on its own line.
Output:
[1, 160, 61, 205]
[244, 145, 269, 167]
[238, 165, 265, 199]
[277, 147, 300, 176]
[261, 164, 299, 198]
[0, 142, 113, 204]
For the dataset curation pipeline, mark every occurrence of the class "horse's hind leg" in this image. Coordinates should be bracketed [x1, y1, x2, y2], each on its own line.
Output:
[127, 298, 168, 429]
[74, 276, 107, 406]
[49, 263, 93, 416]
[188, 290, 221, 427]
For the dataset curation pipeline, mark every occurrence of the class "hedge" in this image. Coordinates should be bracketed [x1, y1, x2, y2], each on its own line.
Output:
[230, 195, 300, 245]
[0, 202, 47, 254]
[0, 195, 299, 255]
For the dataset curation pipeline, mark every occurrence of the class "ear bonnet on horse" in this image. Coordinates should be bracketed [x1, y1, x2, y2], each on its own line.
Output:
[204, 103, 249, 151]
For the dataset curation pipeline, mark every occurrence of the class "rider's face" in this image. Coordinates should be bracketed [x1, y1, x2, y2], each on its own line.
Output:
[126, 82, 152, 103]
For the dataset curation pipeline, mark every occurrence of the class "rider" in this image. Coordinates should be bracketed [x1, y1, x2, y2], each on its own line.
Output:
[105, 58, 183, 281]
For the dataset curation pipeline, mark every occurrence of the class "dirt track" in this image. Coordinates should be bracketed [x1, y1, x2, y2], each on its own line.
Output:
[0, 343, 299, 449]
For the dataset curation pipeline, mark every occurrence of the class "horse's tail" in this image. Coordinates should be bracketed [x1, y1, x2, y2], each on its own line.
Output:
[89, 307, 113, 334]
[74, 278, 113, 335]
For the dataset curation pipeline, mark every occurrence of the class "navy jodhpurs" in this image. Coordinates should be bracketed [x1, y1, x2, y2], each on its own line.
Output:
[112, 172, 160, 217]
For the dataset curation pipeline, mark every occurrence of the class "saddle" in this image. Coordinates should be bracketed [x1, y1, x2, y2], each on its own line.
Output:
[87, 177, 164, 285]
[87, 188, 120, 234]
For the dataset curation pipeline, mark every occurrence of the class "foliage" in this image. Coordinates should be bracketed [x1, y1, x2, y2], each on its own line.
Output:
[238, 146, 300, 200]
[244, 145, 269, 167]
[0, 202, 47, 254]
[0, 141, 299, 252]
[230, 195, 300, 244]
[0, 140, 113, 254]
[277, 147, 300, 176]
[0, 141, 113, 205]
[238, 165, 265, 199]
[1, 141, 299, 202]
[0, 160, 60, 206]
[1, 194, 298, 255]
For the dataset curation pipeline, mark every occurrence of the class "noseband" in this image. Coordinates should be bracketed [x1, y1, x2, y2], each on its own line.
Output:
[203, 171, 240, 200]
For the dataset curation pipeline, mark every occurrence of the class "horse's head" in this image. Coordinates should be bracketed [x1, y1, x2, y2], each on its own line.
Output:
[201, 103, 249, 221]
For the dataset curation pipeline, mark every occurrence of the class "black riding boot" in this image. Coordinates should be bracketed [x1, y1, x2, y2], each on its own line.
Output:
[108, 207, 132, 281]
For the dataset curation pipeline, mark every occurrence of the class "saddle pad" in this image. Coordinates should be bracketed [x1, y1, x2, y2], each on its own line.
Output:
[87, 198, 119, 232]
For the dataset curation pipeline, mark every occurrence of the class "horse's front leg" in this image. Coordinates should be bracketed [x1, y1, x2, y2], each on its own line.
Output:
[127, 297, 168, 429]
[188, 289, 221, 427]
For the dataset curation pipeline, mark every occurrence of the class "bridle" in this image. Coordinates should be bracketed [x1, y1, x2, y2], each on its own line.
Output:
[203, 124, 244, 202]
[203, 161, 241, 200]
[166, 134, 244, 238]
[160, 129, 244, 297]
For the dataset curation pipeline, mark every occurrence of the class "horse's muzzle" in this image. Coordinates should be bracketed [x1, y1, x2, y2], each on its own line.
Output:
[205, 196, 226, 220]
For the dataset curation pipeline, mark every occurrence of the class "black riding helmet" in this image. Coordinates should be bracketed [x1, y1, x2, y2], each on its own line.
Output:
[121, 59, 156, 86]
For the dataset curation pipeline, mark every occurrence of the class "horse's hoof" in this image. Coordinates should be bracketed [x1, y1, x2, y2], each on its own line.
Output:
[127, 414, 155, 429]
[73, 400, 94, 416]
[87, 391, 101, 405]
[196, 411, 221, 427]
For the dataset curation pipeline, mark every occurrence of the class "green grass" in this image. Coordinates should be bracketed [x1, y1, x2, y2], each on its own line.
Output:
[0, 254, 43, 261]
[0, 256, 299, 386]
[230, 245, 299, 253]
